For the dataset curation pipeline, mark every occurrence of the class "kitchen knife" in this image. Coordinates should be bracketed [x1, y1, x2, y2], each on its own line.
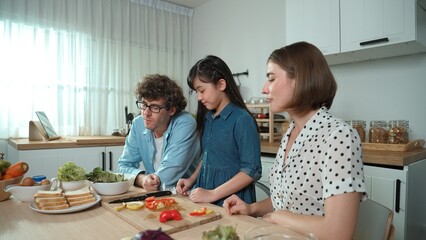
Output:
[108, 190, 172, 204]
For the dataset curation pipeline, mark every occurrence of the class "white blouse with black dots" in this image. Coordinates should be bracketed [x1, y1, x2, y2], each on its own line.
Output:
[269, 107, 367, 216]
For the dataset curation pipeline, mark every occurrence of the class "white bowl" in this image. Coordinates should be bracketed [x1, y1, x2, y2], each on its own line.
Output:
[4, 184, 51, 202]
[244, 225, 317, 240]
[61, 180, 89, 192]
[90, 179, 132, 196]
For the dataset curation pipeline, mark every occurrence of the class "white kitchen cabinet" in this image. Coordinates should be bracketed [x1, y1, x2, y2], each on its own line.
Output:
[285, 0, 426, 65]
[364, 159, 426, 240]
[7, 145, 124, 179]
[285, 0, 340, 55]
[260, 154, 275, 187]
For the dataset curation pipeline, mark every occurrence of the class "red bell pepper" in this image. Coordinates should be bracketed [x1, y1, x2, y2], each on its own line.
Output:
[189, 207, 206, 216]
[159, 209, 182, 223]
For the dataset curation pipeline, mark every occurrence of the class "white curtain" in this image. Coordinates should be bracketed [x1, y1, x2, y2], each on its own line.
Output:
[0, 0, 193, 138]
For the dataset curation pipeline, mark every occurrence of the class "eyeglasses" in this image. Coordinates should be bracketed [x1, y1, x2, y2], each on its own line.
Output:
[135, 101, 166, 113]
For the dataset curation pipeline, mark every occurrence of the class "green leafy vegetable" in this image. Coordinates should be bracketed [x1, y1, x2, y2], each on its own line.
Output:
[85, 167, 125, 183]
[57, 162, 87, 181]
[202, 225, 239, 240]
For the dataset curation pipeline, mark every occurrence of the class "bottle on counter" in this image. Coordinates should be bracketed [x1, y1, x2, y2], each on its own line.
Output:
[369, 120, 389, 143]
[388, 120, 410, 144]
[347, 120, 366, 142]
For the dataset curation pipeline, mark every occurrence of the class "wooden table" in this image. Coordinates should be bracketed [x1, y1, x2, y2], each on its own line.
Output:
[0, 193, 273, 240]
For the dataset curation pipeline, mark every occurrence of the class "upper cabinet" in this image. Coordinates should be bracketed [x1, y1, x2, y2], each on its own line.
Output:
[285, 0, 426, 65]
[285, 0, 340, 55]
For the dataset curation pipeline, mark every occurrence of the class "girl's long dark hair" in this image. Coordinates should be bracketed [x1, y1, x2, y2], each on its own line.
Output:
[187, 55, 257, 136]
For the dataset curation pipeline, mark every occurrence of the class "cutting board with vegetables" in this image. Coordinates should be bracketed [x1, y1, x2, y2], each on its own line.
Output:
[101, 195, 222, 234]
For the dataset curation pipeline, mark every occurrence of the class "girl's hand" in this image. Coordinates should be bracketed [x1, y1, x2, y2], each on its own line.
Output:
[188, 187, 215, 203]
[176, 178, 194, 196]
[223, 194, 250, 215]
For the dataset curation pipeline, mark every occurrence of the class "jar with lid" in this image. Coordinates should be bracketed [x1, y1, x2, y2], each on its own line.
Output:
[369, 120, 389, 143]
[347, 120, 366, 142]
[388, 120, 410, 144]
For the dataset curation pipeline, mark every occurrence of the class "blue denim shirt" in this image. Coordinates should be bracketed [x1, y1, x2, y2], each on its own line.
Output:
[196, 103, 262, 205]
[118, 111, 200, 188]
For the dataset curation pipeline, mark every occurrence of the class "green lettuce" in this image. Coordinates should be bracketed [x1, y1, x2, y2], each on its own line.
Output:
[57, 162, 87, 181]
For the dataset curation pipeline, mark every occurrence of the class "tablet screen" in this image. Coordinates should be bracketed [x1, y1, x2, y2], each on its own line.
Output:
[35, 111, 59, 139]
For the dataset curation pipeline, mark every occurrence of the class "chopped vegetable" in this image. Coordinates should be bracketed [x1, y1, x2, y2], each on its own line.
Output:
[114, 203, 127, 211]
[202, 225, 239, 240]
[159, 209, 182, 223]
[144, 197, 176, 211]
[126, 201, 145, 210]
[85, 167, 125, 183]
[57, 162, 86, 181]
[189, 207, 214, 216]
[5, 161, 29, 178]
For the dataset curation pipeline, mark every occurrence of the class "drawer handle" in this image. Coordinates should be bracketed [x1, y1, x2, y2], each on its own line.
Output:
[395, 179, 401, 213]
[109, 151, 113, 171]
[360, 37, 389, 46]
[102, 152, 106, 171]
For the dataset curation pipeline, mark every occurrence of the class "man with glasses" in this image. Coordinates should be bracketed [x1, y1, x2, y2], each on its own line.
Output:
[118, 74, 200, 191]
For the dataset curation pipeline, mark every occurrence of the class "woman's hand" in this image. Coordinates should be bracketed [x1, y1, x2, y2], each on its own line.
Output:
[176, 178, 194, 196]
[223, 194, 250, 215]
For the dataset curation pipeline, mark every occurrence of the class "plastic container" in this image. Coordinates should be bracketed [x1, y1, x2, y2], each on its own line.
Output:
[32, 175, 47, 184]
[347, 120, 366, 142]
[388, 120, 410, 144]
[369, 120, 389, 143]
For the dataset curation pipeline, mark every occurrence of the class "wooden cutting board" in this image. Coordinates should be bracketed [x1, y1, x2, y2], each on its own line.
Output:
[101, 195, 222, 234]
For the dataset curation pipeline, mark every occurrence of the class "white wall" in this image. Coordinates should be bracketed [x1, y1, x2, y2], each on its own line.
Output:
[192, 0, 426, 141]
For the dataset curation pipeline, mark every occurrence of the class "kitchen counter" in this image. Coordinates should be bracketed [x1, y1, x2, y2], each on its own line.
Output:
[0, 190, 277, 240]
[8, 136, 126, 150]
[260, 140, 426, 167]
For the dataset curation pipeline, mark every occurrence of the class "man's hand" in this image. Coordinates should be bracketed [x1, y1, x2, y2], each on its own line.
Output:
[136, 173, 160, 191]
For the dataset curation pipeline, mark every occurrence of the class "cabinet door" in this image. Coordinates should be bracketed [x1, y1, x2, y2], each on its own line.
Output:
[340, 0, 414, 52]
[285, 0, 340, 55]
[104, 146, 124, 172]
[17, 148, 104, 179]
[364, 165, 407, 240]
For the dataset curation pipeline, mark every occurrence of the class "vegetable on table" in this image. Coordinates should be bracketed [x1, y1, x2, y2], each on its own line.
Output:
[86, 167, 125, 183]
[5, 161, 29, 178]
[131, 228, 173, 240]
[145, 197, 176, 211]
[57, 162, 86, 181]
[0, 160, 11, 175]
[202, 225, 239, 240]
[189, 207, 214, 216]
[159, 209, 182, 223]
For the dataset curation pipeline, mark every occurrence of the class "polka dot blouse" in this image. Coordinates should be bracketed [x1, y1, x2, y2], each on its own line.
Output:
[269, 107, 367, 216]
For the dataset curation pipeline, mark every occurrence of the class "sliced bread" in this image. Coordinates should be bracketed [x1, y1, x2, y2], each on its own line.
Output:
[68, 197, 97, 207]
[64, 186, 92, 198]
[34, 189, 63, 198]
[38, 203, 70, 210]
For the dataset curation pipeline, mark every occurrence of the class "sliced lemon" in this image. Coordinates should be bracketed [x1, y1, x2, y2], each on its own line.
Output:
[114, 203, 127, 211]
[126, 201, 144, 210]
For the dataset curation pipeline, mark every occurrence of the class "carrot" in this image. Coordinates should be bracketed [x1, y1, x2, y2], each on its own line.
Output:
[5, 162, 29, 177]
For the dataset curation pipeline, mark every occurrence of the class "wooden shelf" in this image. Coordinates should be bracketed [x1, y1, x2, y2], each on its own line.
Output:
[247, 104, 287, 143]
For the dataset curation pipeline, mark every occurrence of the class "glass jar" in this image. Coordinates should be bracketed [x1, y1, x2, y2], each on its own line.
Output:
[369, 120, 389, 143]
[347, 120, 366, 142]
[388, 120, 410, 144]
